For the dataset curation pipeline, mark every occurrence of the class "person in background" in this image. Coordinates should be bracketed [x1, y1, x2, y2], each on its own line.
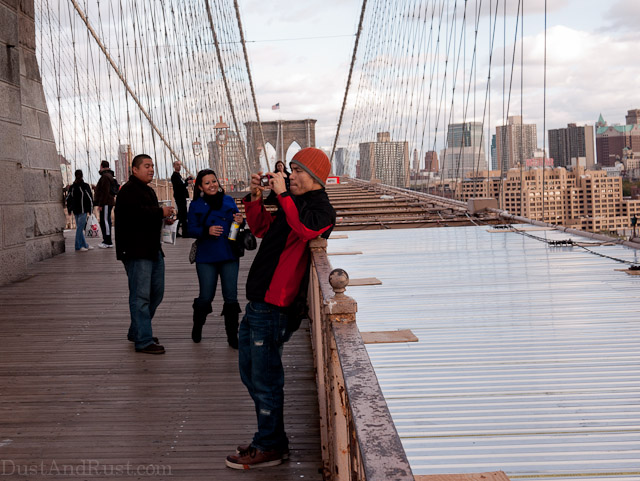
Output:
[66, 169, 94, 252]
[94, 160, 116, 248]
[264, 160, 290, 205]
[115, 154, 176, 355]
[171, 161, 190, 237]
[187, 169, 244, 348]
[225, 148, 335, 470]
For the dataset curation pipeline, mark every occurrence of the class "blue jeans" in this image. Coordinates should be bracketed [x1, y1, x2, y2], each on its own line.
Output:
[194, 260, 239, 308]
[123, 252, 165, 349]
[74, 213, 89, 250]
[238, 301, 291, 452]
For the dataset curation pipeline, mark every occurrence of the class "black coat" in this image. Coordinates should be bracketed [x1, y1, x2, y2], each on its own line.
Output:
[66, 181, 93, 215]
[115, 175, 165, 261]
[171, 171, 189, 202]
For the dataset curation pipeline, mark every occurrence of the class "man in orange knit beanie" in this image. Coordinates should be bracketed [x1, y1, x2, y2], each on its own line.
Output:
[226, 148, 336, 469]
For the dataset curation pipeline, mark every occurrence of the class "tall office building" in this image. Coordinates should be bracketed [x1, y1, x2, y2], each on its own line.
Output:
[333, 147, 346, 176]
[548, 123, 595, 168]
[495, 116, 537, 173]
[440, 122, 486, 179]
[596, 110, 640, 167]
[490, 134, 497, 171]
[424, 151, 438, 172]
[358, 132, 410, 187]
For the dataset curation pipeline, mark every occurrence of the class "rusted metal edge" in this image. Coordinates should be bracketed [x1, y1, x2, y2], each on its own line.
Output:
[332, 321, 414, 481]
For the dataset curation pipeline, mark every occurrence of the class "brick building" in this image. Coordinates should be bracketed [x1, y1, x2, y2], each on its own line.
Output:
[460, 166, 640, 234]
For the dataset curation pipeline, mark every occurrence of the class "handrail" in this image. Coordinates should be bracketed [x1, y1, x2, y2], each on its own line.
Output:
[307, 237, 414, 481]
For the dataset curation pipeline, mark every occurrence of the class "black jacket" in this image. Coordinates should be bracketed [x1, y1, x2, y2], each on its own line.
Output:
[94, 169, 116, 206]
[66, 180, 93, 215]
[171, 171, 189, 202]
[243, 188, 335, 308]
[115, 175, 165, 261]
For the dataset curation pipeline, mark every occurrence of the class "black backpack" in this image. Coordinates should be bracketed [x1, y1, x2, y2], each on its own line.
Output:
[110, 177, 120, 196]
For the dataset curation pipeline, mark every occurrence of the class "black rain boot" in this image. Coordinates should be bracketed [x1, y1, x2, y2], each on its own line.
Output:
[192, 299, 212, 343]
[221, 302, 241, 349]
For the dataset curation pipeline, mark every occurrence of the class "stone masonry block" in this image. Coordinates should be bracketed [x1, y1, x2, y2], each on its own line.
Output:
[48, 170, 64, 202]
[19, 76, 46, 111]
[0, 246, 26, 286]
[24, 137, 56, 169]
[22, 49, 40, 82]
[3, 203, 26, 246]
[0, 83, 21, 122]
[23, 203, 33, 238]
[18, 12, 35, 51]
[2, 1, 19, 13]
[19, 0, 35, 19]
[20, 105, 38, 137]
[26, 235, 52, 264]
[0, 160, 24, 203]
[0, 121, 23, 162]
[0, 42, 20, 85]
[37, 110, 54, 141]
[23, 168, 48, 202]
[32, 202, 65, 236]
[0, 4, 18, 46]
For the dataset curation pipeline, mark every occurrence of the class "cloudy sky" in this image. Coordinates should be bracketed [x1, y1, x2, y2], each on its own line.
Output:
[237, 0, 640, 150]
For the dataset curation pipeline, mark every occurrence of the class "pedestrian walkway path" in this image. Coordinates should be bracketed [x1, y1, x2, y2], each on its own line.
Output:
[0, 232, 322, 480]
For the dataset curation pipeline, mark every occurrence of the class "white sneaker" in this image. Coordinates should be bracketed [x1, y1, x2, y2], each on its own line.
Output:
[107, 244, 114, 248]
[79, 247, 89, 252]
[87, 245, 94, 250]
[98, 243, 108, 248]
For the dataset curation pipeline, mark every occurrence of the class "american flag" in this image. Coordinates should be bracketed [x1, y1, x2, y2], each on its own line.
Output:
[272, 103, 280, 110]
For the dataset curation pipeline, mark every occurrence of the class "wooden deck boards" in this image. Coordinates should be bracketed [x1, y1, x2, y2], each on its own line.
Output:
[0, 232, 322, 480]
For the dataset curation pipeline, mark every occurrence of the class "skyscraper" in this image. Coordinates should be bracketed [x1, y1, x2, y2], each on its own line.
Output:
[358, 132, 410, 187]
[495, 116, 537, 173]
[548, 123, 595, 168]
[596, 111, 640, 167]
[440, 122, 486, 179]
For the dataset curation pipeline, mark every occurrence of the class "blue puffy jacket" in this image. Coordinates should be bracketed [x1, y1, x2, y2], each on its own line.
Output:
[187, 195, 239, 263]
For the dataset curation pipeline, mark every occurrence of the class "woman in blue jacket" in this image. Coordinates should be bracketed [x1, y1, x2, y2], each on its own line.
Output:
[188, 169, 244, 347]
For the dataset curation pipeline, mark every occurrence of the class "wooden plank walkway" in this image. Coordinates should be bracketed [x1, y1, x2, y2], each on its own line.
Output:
[0, 231, 322, 480]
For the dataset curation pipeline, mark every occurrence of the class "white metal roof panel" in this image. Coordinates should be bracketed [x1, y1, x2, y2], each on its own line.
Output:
[329, 225, 640, 481]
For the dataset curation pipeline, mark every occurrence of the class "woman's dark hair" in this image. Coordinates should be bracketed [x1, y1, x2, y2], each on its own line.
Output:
[74, 169, 83, 180]
[274, 161, 290, 174]
[193, 169, 224, 200]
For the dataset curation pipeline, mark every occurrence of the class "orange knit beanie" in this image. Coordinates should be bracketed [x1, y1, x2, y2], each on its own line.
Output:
[290, 148, 331, 187]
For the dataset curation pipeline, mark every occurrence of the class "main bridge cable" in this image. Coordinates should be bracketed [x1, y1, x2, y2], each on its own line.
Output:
[68, 0, 183, 168]
[233, 0, 268, 172]
[203, 0, 251, 181]
[331, 0, 368, 164]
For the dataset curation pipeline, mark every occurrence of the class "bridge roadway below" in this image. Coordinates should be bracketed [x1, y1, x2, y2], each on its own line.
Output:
[0, 231, 322, 480]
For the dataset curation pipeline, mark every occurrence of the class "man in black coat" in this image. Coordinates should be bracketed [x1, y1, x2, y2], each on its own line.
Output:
[115, 154, 175, 354]
[170, 161, 190, 237]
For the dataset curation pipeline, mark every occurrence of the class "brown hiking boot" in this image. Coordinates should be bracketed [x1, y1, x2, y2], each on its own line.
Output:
[225, 446, 283, 469]
[135, 343, 165, 354]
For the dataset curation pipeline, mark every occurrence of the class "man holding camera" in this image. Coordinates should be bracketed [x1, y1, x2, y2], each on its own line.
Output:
[225, 147, 336, 470]
[115, 154, 176, 355]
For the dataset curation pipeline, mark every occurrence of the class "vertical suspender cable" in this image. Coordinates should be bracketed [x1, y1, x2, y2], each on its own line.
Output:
[203, 0, 251, 180]
[330, 0, 368, 163]
[233, 0, 268, 172]
[68, 0, 183, 165]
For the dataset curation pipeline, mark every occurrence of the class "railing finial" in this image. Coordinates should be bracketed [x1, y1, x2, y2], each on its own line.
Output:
[329, 268, 349, 298]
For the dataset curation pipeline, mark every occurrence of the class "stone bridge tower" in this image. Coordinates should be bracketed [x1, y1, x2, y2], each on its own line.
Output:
[245, 119, 316, 171]
[0, 0, 65, 286]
